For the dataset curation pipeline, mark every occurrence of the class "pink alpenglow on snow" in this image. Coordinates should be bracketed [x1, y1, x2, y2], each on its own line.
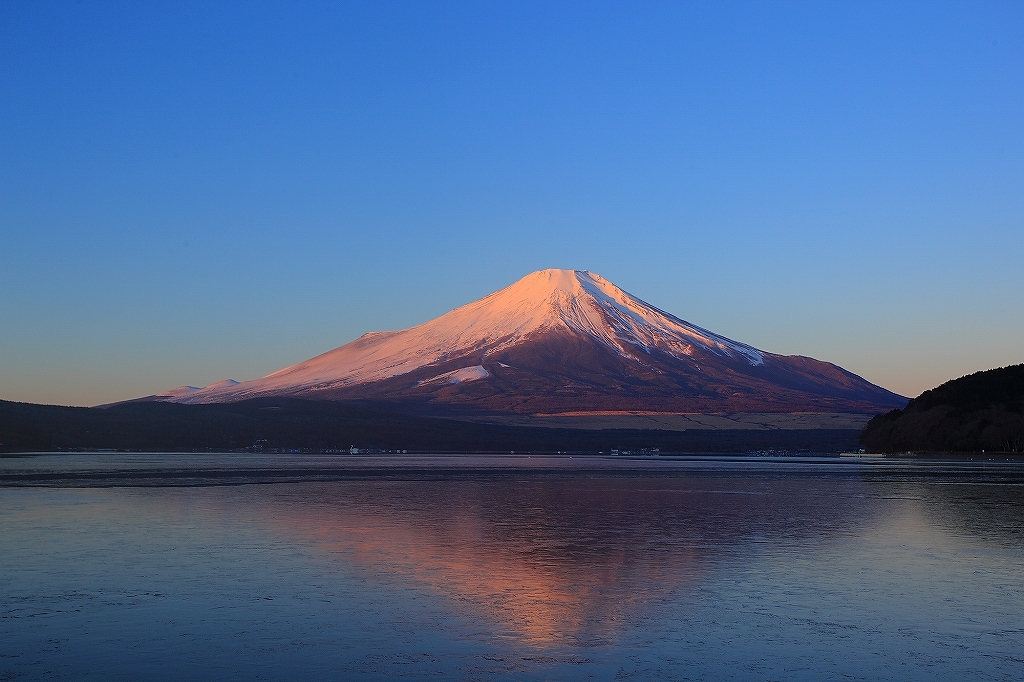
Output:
[152, 269, 906, 415]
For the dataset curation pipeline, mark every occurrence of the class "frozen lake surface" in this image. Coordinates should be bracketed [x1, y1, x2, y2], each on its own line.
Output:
[2, 453, 1023, 680]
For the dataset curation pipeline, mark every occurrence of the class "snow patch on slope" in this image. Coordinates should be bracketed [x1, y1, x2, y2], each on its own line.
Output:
[419, 365, 490, 386]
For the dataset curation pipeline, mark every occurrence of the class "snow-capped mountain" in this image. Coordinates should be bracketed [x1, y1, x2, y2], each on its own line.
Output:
[154, 269, 906, 414]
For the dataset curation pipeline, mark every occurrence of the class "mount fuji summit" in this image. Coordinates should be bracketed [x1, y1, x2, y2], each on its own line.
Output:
[154, 269, 906, 415]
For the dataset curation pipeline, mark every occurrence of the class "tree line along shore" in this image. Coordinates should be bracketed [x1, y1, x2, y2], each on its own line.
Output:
[2, 364, 1020, 455]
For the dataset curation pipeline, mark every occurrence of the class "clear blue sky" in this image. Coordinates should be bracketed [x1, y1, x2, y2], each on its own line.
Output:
[2, 1, 1022, 406]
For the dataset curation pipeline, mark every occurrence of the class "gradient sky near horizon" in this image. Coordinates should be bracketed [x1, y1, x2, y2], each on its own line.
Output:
[2, 1, 1022, 407]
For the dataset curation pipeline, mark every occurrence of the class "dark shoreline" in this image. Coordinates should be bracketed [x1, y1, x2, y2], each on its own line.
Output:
[0, 396, 864, 454]
[4, 452, 1024, 488]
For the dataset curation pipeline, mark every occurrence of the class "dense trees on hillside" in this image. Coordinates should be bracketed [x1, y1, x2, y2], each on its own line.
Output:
[861, 365, 1024, 453]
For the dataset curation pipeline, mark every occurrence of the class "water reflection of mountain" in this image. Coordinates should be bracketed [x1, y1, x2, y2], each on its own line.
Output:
[227, 477, 877, 646]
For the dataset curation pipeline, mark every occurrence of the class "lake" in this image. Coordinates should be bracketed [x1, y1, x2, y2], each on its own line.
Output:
[2, 453, 1022, 680]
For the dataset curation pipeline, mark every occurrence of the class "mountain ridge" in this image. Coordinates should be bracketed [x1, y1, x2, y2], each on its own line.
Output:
[150, 269, 906, 415]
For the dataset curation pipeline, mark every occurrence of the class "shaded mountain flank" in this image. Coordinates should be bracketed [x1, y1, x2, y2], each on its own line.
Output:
[0, 398, 862, 454]
[860, 364, 1024, 453]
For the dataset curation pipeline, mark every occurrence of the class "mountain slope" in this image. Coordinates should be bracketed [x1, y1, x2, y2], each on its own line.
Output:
[154, 269, 906, 414]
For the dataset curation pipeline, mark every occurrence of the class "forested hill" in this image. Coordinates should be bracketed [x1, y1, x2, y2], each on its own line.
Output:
[860, 364, 1024, 453]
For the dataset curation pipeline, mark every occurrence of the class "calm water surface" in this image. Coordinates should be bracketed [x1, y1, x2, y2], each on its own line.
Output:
[1, 454, 1022, 680]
